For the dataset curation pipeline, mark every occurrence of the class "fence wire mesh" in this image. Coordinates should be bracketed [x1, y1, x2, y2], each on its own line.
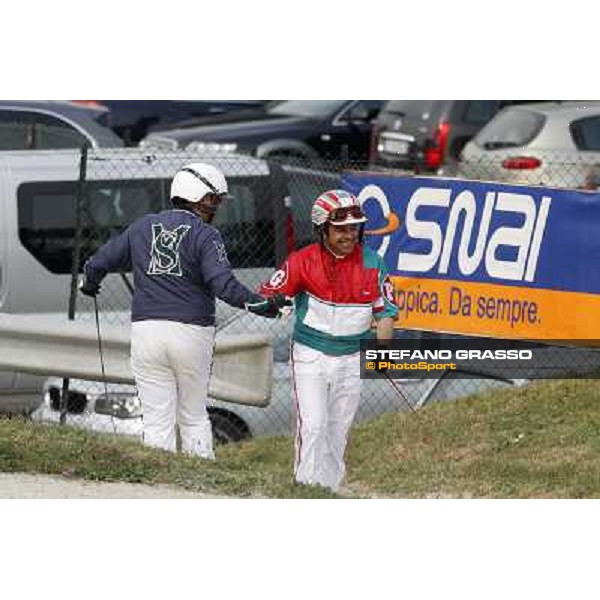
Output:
[454, 149, 600, 191]
[33, 147, 600, 445]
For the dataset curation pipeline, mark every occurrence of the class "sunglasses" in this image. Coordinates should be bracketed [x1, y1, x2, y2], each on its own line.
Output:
[329, 206, 365, 222]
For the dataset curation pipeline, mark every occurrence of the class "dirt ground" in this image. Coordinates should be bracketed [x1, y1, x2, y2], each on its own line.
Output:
[0, 472, 228, 499]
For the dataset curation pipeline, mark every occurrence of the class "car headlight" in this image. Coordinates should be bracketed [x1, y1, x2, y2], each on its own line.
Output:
[185, 141, 237, 153]
[94, 393, 142, 419]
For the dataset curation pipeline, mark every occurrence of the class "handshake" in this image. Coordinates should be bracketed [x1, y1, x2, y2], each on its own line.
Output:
[246, 294, 293, 319]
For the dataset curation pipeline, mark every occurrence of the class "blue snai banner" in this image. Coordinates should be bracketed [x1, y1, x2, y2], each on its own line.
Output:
[342, 172, 600, 340]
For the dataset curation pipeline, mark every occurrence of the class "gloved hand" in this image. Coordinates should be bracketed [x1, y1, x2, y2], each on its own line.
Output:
[246, 294, 293, 319]
[79, 278, 101, 297]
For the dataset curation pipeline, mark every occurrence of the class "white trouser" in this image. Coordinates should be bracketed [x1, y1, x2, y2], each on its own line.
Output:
[291, 342, 362, 492]
[131, 320, 215, 459]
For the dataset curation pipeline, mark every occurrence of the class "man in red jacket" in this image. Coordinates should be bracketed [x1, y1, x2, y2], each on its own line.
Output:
[260, 190, 398, 492]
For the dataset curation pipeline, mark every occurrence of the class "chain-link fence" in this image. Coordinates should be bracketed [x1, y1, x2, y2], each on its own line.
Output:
[455, 149, 600, 190]
[47, 148, 418, 444]
[42, 147, 600, 444]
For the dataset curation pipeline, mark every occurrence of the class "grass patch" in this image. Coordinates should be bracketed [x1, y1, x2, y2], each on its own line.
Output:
[3, 378, 600, 498]
[346, 378, 600, 498]
[0, 418, 335, 498]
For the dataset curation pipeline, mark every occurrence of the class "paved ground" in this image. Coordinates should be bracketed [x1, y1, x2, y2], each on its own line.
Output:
[0, 472, 228, 499]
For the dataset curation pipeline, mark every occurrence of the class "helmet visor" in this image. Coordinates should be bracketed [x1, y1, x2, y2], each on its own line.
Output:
[329, 205, 367, 224]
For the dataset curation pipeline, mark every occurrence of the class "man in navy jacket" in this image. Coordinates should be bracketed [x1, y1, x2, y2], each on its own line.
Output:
[80, 162, 288, 458]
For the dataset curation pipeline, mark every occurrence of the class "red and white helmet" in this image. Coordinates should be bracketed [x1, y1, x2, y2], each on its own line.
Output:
[311, 189, 367, 227]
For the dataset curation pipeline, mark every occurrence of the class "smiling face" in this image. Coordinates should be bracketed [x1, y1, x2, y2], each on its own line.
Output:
[324, 223, 360, 257]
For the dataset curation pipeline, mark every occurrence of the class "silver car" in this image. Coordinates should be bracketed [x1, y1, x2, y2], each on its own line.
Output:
[34, 367, 424, 444]
[458, 101, 600, 190]
[33, 354, 525, 445]
[0, 101, 123, 150]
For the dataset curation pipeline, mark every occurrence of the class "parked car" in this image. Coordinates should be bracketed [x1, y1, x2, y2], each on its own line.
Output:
[72, 100, 269, 145]
[457, 101, 600, 189]
[0, 101, 123, 149]
[0, 148, 293, 313]
[141, 100, 384, 162]
[369, 100, 545, 176]
[34, 367, 406, 444]
[34, 361, 525, 444]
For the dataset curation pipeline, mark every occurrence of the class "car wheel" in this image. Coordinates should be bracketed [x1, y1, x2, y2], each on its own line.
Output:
[208, 408, 251, 445]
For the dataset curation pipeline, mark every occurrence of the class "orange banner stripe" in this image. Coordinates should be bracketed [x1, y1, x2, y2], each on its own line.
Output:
[390, 276, 600, 341]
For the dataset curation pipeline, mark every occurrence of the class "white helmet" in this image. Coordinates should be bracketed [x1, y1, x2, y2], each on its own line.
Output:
[170, 163, 228, 203]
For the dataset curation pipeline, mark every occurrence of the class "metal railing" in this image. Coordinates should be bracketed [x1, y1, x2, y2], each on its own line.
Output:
[0, 313, 272, 405]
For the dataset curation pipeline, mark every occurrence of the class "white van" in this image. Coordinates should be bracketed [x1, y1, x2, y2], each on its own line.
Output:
[0, 148, 293, 414]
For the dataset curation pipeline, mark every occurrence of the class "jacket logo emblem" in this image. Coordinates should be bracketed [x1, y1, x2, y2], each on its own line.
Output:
[213, 240, 230, 265]
[268, 266, 288, 288]
[382, 277, 395, 303]
[147, 223, 190, 276]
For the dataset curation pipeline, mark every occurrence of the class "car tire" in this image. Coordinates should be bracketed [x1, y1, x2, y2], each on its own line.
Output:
[208, 408, 251, 445]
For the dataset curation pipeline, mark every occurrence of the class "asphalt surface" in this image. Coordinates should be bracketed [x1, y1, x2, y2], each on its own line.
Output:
[0, 472, 228, 499]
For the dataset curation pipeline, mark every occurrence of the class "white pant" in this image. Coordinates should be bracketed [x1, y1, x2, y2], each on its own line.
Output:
[131, 320, 215, 459]
[291, 342, 362, 492]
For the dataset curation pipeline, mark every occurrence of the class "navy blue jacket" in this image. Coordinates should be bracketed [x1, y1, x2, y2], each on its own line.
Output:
[83, 209, 263, 326]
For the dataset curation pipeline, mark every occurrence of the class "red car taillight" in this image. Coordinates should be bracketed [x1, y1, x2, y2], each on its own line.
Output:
[71, 100, 105, 108]
[502, 157, 542, 170]
[424, 122, 450, 170]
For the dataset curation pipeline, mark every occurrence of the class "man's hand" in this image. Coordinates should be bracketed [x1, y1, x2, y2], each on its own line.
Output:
[79, 278, 101, 297]
[246, 294, 293, 319]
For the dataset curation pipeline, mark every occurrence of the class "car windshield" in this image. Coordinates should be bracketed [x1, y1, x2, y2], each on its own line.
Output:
[267, 100, 348, 118]
[475, 108, 545, 149]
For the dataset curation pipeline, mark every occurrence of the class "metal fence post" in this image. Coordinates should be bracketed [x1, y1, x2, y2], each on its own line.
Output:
[341, 144, 349, 164]
[60, 145, 88, 425]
